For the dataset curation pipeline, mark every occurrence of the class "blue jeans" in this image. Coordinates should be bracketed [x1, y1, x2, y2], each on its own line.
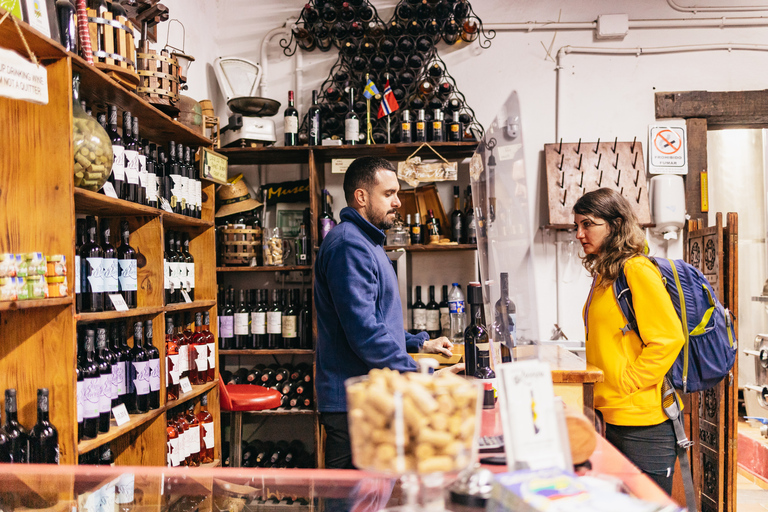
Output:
[605, 420, 677, 494]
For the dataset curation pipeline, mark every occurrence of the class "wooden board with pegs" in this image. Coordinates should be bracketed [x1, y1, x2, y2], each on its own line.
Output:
[544, 138, 651, 228]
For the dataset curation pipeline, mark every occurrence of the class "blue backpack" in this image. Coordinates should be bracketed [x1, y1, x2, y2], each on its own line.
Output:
[613, 257, 737, 393]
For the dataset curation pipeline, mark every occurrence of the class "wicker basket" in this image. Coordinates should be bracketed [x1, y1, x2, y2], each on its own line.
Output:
[136, 45, 180, 116]
[87, 9, 139, 90]
[219, 225, 262, 266]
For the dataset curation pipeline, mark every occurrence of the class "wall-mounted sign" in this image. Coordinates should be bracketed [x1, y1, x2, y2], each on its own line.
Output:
[648, 122, 687, 175]
[200, 147, 228, 185]
[0, 47, 48, 105]
[332, 158, 355, 173]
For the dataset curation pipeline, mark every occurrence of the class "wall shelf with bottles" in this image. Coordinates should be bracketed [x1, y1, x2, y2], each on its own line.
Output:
[0, 297, 74, 312]
[243, 408, 316, 417]
[165, 300, 218, 313]
[216, 266, 312, 273]
[219, 349, 315, 356]
[164, 380, 219, 411]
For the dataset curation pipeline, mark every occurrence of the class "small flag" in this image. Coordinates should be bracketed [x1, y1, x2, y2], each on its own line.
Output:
[378, 80, 399, 119]
[363, 79, 379, 99]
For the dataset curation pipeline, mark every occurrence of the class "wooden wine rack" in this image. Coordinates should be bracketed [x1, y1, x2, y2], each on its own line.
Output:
[0, 13, 219, 466]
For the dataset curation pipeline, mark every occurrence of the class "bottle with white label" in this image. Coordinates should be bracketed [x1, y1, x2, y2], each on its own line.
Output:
[284, 90, 299, 146]
[250, 289, 267, 349]
[110, 323, 128, 407]
[166, 416, 181, 467]
[117, 220, 137, 308]
[127, 321, 150, 414]
[267, 289, 283, 349]
[164, 231, 175, 305]
[182, 232, 195, 301]
[203, 311, 216, 382]
[282, 289, 300, 349]
[234, 289, 250, 349]
[190, 313, 209, 385]
[344, 87, 359, 144]
[75, 219, 85, 312]
[219, 286, 235, 349]
[106, 105, 125, 199]
[94, 327, 113, 433]
[145, 142, 157, 208]
[123, 111, 139, 203]
[144, 319, 161, 410]
[411, 285, 427, 333]
[185, 405, 201, 467]
[177, 143, 189, 217]
[80, 329, 100, 439]
[81, 216, 104, 312]
[174, 236, 187, 302]
[101, 219, 119, 310]
[197, 394, 215, 464]
[135, 119, 147, 205]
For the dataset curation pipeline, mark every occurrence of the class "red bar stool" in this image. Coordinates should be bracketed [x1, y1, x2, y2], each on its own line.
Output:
[219, 375, 282, 467]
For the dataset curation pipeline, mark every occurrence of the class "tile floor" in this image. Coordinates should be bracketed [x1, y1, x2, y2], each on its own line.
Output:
[737, 470, 768, 512]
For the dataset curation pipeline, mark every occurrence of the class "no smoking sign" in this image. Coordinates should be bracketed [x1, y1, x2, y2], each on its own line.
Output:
[649, 125, 687, 175]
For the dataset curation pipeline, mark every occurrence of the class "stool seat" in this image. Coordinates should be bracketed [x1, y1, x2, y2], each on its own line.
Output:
[224, 384, 282, 411]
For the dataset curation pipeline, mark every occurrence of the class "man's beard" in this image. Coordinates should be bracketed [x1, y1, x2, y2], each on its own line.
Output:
[366, 205, 396, 230]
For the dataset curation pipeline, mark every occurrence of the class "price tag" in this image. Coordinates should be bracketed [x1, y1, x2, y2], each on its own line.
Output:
[160, 197, 174, 213]
[112, 404, 130, 426]
[179, 377, 193, 394]
[108, 294, 129, 311]
[102, 182, 119, 199]
[181, 289, 192, 303]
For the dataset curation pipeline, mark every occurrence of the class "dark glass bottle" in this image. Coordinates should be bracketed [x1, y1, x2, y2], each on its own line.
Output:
[439, 285, 450, 337]
[127, 321, 150, 414]
[284, 90, 299, 146]
[106, 105, 124, 199]
[464, 282, 487, 377]
[450, 186, 465, 243]
[2, 389, 28, 462]
[145, 320, 161, 410]
[94, 327, 113, 433]
[164, 231, 177, 304]
[465, 186, 477, 245]
[28, 389, 59, 464]
[432, 109, 444, 142]
[426, 208, 441, 243]
[319, 189, 336, 242]
[315, 23, 332, 51]
[251, 289, 268, 349]
[123, 111, 139, 202]
[117, 220, 137, 308]
[233, 289, 249, 350]
[448, 110, 463, 141]
[76, 353, 84, 442]
[219, 286, 235, 349]
[267, 289, 283, 349]
[400, 110, 412, 143]
[494, 272, 517, 363]
[101, 219, 118, 309]
[282, 289, 300, 349]
[295, 224, 310, 266]
[98, 325, 119, 412]
[75, 218, 85, 312]
[321, 2, 337, 22]
[308, 90, 321, 146]
[344, 88, 359, 145]
[168, 141, 182, 214]
[184, 145, 196, 218]
[110, 323, 129, 407]
[410, 212, 423, 245]
[56, 0, 78, 52]
[175, 235, 188, 303]
[81, 216, 104, 312]
[415, 109, 426, 142]
[182, 232, 195, 301]
[80, 329, 100, 440]
[411, 286, 427, 333]
[134, 118, 146, 205]
[299, 288, 313, 349]
[165, 316, 180, 401]
[177, 143, 188, 217]
[426, 285, 441, 338]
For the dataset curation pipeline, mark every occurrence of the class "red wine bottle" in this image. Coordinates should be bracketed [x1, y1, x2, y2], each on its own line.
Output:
[123, 111, 139, 203]
[80, 329, 100, 440]
[28, 389, 59, 464]
[127, 321, 150, 414]
[106, 105, 124, 199]
[144, 319, 161, 410]
[94, 327, 113, 433]
[81, 216, 104, 312]
[284, 90, 299, 146]
[117, 220, 137, 308]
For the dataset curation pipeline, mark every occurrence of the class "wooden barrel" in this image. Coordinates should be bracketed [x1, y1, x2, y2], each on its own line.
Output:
[86, 9, 139, 90]
[219, 225, 262, 266]
[136, 45, 180, 116]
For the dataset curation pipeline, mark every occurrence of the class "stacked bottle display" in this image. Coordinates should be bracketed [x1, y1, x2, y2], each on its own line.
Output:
[280, 0, 485, 143]
[76, 320, 161, 441]
[166, 395, 215, 467]
[218, 287, 313, 350]
[0, 388, 59, 464]
[238, 439, 312, 468]
[165, 313, 217, 402]
[221, 362, 314, 410]
[164, 231, 196, 304]
[82, 101, 203, 218]
[76, 216, 138, 312]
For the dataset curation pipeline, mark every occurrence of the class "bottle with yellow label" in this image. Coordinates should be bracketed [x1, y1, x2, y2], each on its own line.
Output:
[400, 110, 412, 143]
[415, 109, 426, 142]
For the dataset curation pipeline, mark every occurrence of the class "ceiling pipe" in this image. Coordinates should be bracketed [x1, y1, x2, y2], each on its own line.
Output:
[484, 15, 768, 32]
[667, 0, 768, 13]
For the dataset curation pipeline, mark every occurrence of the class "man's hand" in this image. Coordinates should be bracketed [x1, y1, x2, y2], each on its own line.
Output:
[421, 336, 454, 357]
[435, 363, 465, 377]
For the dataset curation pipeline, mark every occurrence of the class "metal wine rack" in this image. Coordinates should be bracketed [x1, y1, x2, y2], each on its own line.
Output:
[279, 0, 494, 143]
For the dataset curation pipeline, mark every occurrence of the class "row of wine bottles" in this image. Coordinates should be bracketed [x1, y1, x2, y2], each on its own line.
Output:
[75, 217, 137, 312]
[166, 396, 216, 467]
[164, 230, 196, 304]
[166, 312, 217, 395]
[221, 362, 314, 410]
[218, 287, 313, 350]
[0, 388, 59, 464]
[239, 440, 313, 469]
[81, 100, 205, 218]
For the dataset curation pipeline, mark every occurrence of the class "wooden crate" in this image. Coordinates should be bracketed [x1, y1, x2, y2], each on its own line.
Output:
[136, 44, 180, 116]
[87, 9, 139, 90]
[397, 184, 449, 237]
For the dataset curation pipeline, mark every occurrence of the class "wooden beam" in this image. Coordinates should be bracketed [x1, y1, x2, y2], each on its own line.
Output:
[685, 118, 708, 227]
[656, 90, 768, 128]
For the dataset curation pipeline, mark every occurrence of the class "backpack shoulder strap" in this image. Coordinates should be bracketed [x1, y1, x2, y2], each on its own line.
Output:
[612, 264, 640, 338]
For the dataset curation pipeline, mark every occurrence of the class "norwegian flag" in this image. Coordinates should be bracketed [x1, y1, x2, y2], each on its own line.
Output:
[377, 79, 399, 119]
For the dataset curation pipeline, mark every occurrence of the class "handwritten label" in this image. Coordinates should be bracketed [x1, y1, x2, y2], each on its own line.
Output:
[102, 181, 119, 199]
[181, 289, 192, 303]
[332, 158, 355, 174]
[112, 404, 130, 426]
[108, 294, 129, 311]
[179, 377, 193, 394]
[201, 148, 228, 184]
[0, 47, 48, 105]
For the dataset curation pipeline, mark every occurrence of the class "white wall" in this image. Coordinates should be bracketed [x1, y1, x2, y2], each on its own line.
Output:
[170, 0, 768, 341]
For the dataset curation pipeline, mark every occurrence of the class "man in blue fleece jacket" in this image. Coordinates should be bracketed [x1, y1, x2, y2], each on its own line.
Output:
[315, 156, 460, 469]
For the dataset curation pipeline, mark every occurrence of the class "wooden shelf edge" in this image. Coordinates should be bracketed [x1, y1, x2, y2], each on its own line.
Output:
[77, 407, 164, 454]
[219, 349, 314, 355]
[75, 189, 214, 227]
[383, 244, 477, 252]
[162, 211, 214, 228]
[76, 306, 164, 322]
[166, 380, 218, 410]
[240, 408, 315, 416]
[201, 459, 221, 467]
[165, 300, 217, 312]
[216, 266, 312, 273]
[0, 297, 73, 311]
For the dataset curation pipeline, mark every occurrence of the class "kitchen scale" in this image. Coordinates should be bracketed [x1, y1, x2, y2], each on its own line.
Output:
[213, 57, 281, 147]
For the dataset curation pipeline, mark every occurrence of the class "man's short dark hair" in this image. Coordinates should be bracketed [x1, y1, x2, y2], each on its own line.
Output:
[343, 156, 397, 204]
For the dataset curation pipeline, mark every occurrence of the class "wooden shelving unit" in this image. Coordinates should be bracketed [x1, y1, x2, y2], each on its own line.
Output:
[0, 13, 220, 467]
[219, 349, 314, 355]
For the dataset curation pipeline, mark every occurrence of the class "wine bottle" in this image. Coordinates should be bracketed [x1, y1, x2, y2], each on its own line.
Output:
[174, 235, 187, 303]
[314, 23, 332, 51]
[319, 189, 336, 241]
[321, 2, 337, 23]
[293, 24, 316, 51]
[182, 232, 195, 301]
[202, 311, 216, 382]
[344, 88, 359, 145]
[234, 289, 249, 350]
[400, 110, 412, 143]
[307, 90, 321, 146]
[450, 186, 465, 243]
[117, 220, 137, 308]
[176, 143, 188, 217]
[100, 219, 119, 310]
[28, 389, 59, 464]
[465, 186, 477, 245]
[197, 394, 215, 464]
[167, 416, 181, 467]
[164, 230, 174, 305]
[175, 409, 191, 466]
[439, 285, 450, 337]
[464, 282, 486, 377]
[76, 355, 83, 443]
[412, 286, 427, 333]
[443, 18, 461, 44]
[416, 0, 432, 19]
[81, 216, 104, 312]
[56, 0, 78, 52]
[474, 337, 496, 380]
[426, 208, 441, 243]
[180, 313, 194, 382]
[94, 327, 113, 433]
[165, 316, 180, 401]
[299, 288, 313, 349]
[75, 218, 85, 312]
[494, 272, 517, 363]
[110, 323, 129, 407]
[1, 390, 27, 462]
[251, 289, 268, 349]
[266, 289, 283, 349]
[106, 105, 125, 199]
[127, 321, 149, 414]
[190, 313, 209, 384]
[302, 3, 319, 24]
[134, 120, 146, 205]
[415, 110, 426, 142]
[282, 289, 300, 349]
[98, 326, 119, 412]
[123, 111, 139, 203]
[144, 320, 161, 410]
[185, 405, 201, 467]
[183, 146, 195, 218]
[284, 90, 299, 146]
[168, 141, 182, 214]
[410, 212, 423, 245]
[220, 287, 235, 349]
[80, 329, 100, 440]
[448, 110, 463, 142]
[426, 285, 441, 338]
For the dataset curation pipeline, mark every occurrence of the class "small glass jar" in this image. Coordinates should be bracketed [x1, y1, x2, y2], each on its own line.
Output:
[46, 255, 67, 277]
[263, 227, 286, 266]
[0, 254, 17, 277]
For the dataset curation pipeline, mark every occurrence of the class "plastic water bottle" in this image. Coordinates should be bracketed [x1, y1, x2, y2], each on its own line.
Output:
[448, 283, 466, 344]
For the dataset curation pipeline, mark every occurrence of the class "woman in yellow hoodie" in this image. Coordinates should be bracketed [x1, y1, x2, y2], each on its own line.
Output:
[574, 188, 684, 494]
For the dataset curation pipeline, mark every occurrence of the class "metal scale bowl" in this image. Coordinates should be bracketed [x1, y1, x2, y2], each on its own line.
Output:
[214, 57, 281, 147]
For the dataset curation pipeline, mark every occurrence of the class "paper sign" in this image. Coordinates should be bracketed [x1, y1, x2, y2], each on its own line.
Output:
[497, 144, 518, 162]
[23, 0, 52, 38]
[201, 147, 228, 184]
[0, 47, 48, 105]
[112, 404, 130, 426]
[102, 181, 118, 199]
[160, 197, 174, 213]
[179, 377, 193, 394]
[181, 289, 192, 303]
[108, 294, 129, 311]
[332, 158, 355, 174]
[648, 122, 688, 175]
